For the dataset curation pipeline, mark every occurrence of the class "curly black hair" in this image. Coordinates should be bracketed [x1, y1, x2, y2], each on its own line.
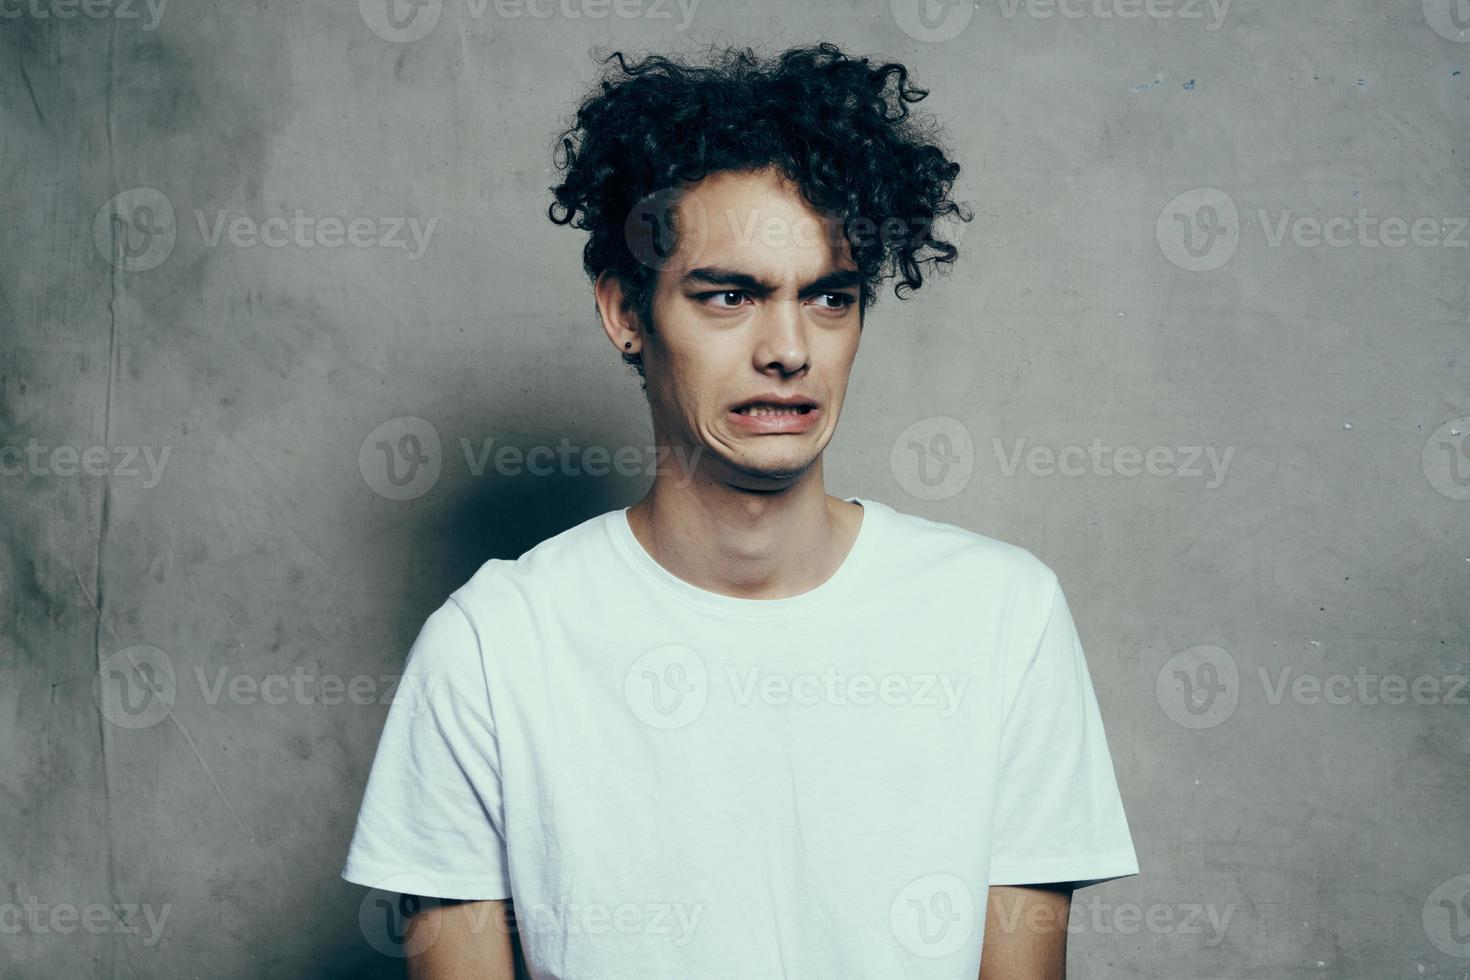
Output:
[547, 41, 974, 380]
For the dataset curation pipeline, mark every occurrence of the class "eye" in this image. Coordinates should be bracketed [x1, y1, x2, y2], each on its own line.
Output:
[811, 292, 856, 311]
[699, 290, 750, 309]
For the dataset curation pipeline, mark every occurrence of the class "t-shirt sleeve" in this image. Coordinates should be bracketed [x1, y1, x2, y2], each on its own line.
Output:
[987, 573, 1140, 889]
[340, 596, 513, 900]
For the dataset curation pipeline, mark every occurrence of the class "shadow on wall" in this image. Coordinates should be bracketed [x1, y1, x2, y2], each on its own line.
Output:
[319, 424, 637, 979]
[443, 451, 634, 587]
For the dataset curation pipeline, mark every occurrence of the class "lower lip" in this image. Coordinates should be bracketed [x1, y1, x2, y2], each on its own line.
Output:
[727, 407, 821, 434]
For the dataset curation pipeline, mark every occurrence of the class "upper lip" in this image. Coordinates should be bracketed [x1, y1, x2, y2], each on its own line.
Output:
[730, 392, 819, 411]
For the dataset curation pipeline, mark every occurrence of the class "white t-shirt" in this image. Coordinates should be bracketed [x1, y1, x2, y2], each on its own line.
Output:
[341, 496, 1139, 978]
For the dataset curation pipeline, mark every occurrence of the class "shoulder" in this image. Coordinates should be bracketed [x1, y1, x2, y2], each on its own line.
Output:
[868, 497, 1060, 599]
[401, 510, 619, 681]
[443, 507, 621, 632]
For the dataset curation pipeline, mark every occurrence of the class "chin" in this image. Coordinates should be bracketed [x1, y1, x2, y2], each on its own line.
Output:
[701, 433, 823, 483]
[728, 454, 816, 484]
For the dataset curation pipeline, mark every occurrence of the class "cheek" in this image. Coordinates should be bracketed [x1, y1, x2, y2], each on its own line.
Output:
[819, 333, 861, 384]
[662, 338, 732, 411]
[658, 363, 716, 432]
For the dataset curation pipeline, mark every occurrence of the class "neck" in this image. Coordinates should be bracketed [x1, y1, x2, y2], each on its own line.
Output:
[626, 457, 863, 600]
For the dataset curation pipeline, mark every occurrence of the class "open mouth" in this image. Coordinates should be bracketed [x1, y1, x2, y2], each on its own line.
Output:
[727, 394, 821, 431]
[732, 404, 816, 417]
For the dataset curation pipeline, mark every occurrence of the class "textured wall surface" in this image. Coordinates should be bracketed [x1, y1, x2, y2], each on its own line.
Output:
[2, 1, 1467, 977]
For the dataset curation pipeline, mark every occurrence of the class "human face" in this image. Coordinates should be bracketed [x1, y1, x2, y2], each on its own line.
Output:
[639, 168, 863, 490]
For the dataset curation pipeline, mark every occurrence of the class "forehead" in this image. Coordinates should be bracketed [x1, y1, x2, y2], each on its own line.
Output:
[671, 168, 855, 276]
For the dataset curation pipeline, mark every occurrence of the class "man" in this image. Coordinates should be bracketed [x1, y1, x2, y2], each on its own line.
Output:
[341, 42, 1139, 979]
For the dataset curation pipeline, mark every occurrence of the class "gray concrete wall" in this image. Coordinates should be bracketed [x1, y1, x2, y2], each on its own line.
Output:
[2, 1, 1466, 977]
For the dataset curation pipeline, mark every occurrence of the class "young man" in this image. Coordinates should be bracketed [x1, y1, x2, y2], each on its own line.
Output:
[341, 43, 1138, 979]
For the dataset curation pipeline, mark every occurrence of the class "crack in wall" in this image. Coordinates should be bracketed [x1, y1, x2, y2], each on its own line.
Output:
[93, 15, 119, 980]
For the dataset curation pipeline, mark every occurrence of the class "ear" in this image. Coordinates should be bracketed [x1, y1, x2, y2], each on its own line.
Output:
[594, 271, 644, 357]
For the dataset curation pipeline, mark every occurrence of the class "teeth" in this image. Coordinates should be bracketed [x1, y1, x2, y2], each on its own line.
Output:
[739, 405, 808, 416]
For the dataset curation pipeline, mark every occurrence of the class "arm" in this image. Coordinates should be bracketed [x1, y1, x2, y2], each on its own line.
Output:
[978, 883, 1074, 980]
[404, 897, 526, 980]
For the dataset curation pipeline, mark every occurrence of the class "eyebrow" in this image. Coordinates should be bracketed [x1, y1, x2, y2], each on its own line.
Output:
[681, 266, 863, 295]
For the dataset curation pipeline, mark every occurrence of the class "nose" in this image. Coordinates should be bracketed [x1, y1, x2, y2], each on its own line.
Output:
[751, 300, 810, 377]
